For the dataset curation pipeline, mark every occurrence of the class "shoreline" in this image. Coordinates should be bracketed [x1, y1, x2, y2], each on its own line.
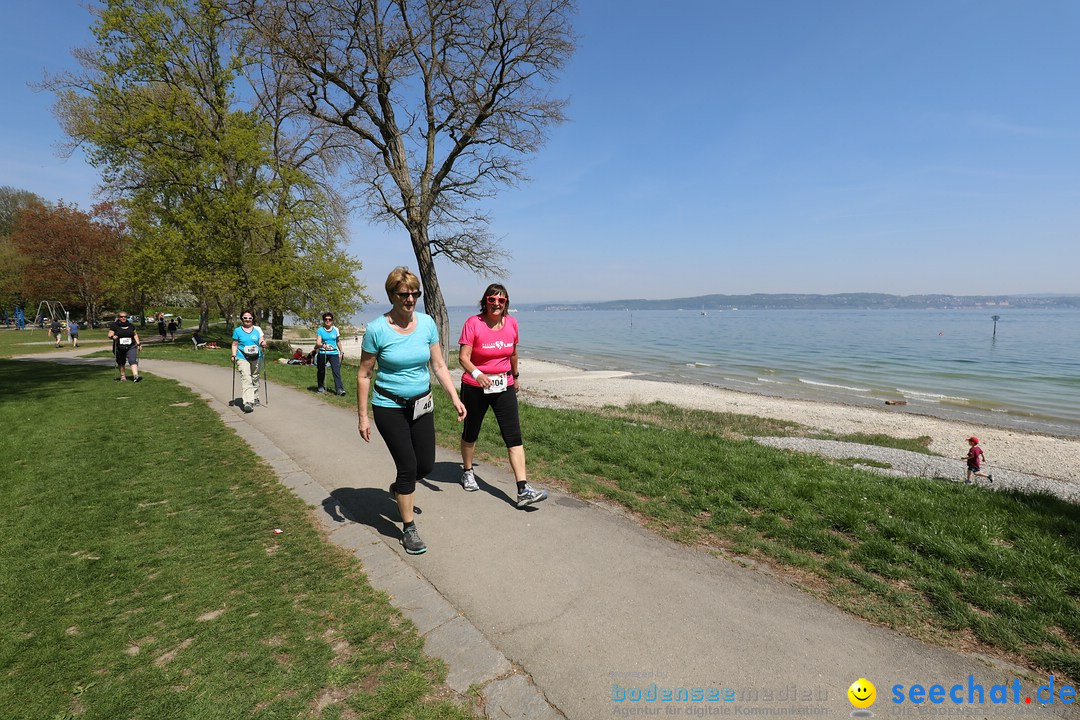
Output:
[517, 357, 1080, 487]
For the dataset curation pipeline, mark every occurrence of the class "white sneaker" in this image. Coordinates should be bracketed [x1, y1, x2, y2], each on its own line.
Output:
[516, 483, 548, 508]
[461, 468, 479, 492]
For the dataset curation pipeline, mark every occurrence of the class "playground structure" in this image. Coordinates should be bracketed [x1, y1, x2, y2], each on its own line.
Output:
[30, 300, 69, 333]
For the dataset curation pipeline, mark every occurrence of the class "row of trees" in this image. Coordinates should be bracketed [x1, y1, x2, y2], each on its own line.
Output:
[43, 0, 575, 353]
[0, 188, 124, 326]
[46, 0, 370, 336]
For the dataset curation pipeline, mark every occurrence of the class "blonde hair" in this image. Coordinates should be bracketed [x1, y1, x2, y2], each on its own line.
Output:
[384, 266, 420, 300]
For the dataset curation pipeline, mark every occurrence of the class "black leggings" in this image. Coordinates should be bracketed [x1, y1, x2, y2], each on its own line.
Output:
[460, 383, 523, 447]
[373, 405, 435, 495]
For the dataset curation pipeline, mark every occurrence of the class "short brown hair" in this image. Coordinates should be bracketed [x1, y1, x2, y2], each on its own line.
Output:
[385, 266, 420, 300]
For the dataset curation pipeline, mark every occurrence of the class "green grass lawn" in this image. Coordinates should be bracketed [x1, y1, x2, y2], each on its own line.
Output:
[0, 327, 113, 356]
[0, 359, 475, 720]
[431, 398, 1080, 683]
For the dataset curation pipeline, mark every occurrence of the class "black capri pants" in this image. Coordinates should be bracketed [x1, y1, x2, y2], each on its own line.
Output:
[373, 404, 435, 496]
[460, 383, 523, 447]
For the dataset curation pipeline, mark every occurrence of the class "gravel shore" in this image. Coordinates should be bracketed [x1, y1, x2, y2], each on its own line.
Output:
[517, 358, 1080, 499]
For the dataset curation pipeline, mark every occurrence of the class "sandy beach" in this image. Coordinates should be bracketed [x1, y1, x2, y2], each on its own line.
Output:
[518, 357, 1080, 487]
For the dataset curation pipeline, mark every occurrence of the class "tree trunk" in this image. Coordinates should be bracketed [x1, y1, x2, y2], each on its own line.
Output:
[199, 298, 210, 334]
[271, 308, 284, 340]
[410, 225, 450, 363]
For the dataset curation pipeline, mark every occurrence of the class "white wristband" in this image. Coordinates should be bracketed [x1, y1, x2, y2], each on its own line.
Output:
[471, 368, 483, 380]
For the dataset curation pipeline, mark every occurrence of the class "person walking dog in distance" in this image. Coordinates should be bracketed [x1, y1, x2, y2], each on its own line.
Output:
[355, 267, 466, 555]
[458, 283, 548, 508]
[963, 436, 994, 484]
[231, 311, 266, 413]
[315, 312, 347, 396]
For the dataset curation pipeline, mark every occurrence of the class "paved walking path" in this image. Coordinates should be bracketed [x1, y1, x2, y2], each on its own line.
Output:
[21, 350, 1079, 719]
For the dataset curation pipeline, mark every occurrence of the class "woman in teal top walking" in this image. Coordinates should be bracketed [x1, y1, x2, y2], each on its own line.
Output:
[315, 312, 346, 395]
[356, 267, 466, 554]
[231, 311, 266, 413]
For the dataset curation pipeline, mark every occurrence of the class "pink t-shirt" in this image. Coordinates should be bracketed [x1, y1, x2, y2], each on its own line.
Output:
[458, 314, 518, 387]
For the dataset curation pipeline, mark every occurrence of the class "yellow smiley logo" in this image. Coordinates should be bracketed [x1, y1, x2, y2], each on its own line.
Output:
[847, 678, 876, 709]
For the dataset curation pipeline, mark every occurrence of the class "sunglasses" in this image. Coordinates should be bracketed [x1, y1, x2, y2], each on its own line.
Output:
[242, 316, 254, 321]
[395, 290, 422, 299]
[323, 317, 333, 321]
[486, 295, 508, 305]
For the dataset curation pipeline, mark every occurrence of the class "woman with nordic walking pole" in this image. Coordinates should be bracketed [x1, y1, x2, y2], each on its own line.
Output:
[315, 312, 347, 395]
[356, 267, 466, 555]
[231, 311, 266, 413]
[108, 312, 142, 382]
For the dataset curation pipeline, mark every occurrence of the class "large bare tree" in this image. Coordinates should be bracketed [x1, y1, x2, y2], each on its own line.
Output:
[232, 0, 576, 355]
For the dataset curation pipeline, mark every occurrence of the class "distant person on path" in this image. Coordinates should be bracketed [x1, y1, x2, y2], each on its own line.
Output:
[963, 436, 993, 484]
[68, 320, 79, 348]
[167, 318, 177, 340]
[176, 315, 182, 329]
[108, 312, 142, 382]
[457, 283, 547, 508]
[231, 311, 266, 413]
[156, 313, 167, 342]
[356, 267, 466, 555]
[315, 312, 347, 396]
[49, 318, 63, 347]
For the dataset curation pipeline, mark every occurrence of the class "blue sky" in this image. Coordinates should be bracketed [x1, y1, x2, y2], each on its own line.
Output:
[3, 1, 1078, 304]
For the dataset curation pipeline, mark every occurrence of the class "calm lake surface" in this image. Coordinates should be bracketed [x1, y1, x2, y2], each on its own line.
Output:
[447, 307, 1080, 438]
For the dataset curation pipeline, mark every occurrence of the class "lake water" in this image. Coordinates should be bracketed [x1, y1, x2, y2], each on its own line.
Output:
[447, 307, 1080, 438]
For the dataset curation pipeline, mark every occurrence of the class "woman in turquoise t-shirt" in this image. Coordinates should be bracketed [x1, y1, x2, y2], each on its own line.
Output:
[356, 267, 466, 555]
[315, 312, 346, 395]
[231, 311, 266, 413]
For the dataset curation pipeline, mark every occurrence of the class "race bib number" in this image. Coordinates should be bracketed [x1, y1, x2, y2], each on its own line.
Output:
[411, 392, 434, 420]
[483, 373, 508, 394]
[119, 337, 132, 346]
[243, 344, 259, 355]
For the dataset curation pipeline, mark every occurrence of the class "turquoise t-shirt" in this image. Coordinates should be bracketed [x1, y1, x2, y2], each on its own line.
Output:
[232, 325, 263, 360]
[362, 313, 438, 408]
[316, 325, 340, 354]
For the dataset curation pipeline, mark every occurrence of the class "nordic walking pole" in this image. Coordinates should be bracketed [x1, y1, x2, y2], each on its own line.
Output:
[231, 357, 237, 407]
[260, 354, 269, 407]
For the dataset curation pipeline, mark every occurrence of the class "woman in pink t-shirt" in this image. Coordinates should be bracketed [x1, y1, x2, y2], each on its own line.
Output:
[458, 283, 548, 508]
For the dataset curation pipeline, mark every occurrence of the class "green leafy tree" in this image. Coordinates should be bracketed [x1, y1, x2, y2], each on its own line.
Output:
[232, 0, 576, 356]
[49, 0, 367, 337]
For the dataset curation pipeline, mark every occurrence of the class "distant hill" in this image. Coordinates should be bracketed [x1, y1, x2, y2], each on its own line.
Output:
[531, 293, 1080, 311]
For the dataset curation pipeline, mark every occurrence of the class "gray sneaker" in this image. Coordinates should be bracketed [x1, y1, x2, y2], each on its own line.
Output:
[243, 403, 254, 414]
[316, 387, 326, 394]
[401, 526, 427, 554]
[516, 483, 548, 508]
[462, 467, 479, 492]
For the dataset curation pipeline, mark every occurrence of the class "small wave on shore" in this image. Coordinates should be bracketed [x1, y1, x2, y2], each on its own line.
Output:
[897, 388, 969, 403]
[799, 378, 872, 393]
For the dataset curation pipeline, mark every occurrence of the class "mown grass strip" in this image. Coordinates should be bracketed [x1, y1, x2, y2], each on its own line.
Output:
[431, 396, 1080, 682]
[0, 359, 474, 720]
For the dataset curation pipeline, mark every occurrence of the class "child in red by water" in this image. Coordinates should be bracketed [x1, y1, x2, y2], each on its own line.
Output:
[963, 436, 994, 484]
